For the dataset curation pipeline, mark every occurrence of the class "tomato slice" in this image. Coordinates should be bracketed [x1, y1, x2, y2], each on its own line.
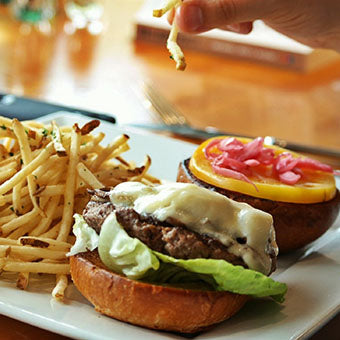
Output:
[189, 137, 337, 204]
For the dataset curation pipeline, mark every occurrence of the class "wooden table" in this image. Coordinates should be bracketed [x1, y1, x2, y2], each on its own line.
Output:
[0, 1, 339, 339]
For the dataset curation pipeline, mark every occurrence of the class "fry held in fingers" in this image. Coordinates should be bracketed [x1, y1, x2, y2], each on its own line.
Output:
[153, 0, 186, 70]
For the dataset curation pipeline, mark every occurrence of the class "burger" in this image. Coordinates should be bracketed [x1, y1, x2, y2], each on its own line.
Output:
[177, 136, 340, 253]
[68, 181, 287, 333]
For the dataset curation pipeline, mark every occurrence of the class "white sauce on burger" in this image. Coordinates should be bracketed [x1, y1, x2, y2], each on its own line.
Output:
[110, 182, 278, 275]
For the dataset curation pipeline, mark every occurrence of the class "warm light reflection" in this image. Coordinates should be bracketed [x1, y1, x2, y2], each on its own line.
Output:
[64, 0, 103, 32]
[3, 19, 57, 96]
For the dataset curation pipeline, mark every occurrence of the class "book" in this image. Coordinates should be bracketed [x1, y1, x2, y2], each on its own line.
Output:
[134, 0, 340, 72]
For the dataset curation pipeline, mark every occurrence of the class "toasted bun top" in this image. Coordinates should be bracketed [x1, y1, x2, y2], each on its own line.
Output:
[70, 251, 249, 334]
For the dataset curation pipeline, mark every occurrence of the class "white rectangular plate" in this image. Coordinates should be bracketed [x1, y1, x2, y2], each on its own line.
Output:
[0, 112, 339, 340]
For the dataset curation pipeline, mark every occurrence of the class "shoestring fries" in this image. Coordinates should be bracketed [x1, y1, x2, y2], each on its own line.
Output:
[0, 117, 159, 300]
[153, 0, 186, 70]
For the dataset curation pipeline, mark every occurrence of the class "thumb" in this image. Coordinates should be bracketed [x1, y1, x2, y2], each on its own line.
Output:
[176, 0, 278, 33]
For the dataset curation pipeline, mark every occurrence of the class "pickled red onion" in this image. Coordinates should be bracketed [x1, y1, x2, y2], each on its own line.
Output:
[204, 137, 334, 186]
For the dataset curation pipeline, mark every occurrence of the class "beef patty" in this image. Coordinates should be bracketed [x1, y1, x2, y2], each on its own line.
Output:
[82, 188, 277, 271]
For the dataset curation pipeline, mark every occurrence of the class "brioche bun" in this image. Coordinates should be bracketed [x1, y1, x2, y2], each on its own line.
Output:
[178, 159, 340, 253]
[70, 250, 249, 334]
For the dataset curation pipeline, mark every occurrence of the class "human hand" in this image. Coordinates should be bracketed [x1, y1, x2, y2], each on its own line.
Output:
[172, 0, 340, 52]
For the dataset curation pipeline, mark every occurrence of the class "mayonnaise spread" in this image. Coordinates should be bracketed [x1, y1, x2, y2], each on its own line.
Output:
[110, 182, 277, 275]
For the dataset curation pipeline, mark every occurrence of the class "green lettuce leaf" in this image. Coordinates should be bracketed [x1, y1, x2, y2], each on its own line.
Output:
[98, 213, 160, 279]
[142, 261, 219, 291]
[154, 252, 287, 302]
[67, 214, 99, 256]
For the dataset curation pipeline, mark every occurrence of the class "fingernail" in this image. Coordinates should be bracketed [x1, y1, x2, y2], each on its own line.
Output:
[225, 24, 241, 33]
[177, 5, 204, 32]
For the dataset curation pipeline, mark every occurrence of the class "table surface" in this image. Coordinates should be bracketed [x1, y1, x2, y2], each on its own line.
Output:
[0, 1, 339, 339]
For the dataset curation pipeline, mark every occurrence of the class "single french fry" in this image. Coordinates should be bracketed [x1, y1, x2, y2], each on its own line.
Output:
[0, 168, 17, 184]
[77, 120, 100, 136]
[34, 184, 65, 197]
[94, 166, 144, 183]
[153, 0, 186, 70]
[153, 0, 180, 16]
[51, 121, 67, 157]
[77, 163, 103, 189]
[12, 181, 24, 215]
[12, 119, 44, 216]
[0, 214, 17, 225]
[19, 236, 71, 251]
[0, 238, 18, 246]
[57, 127, 80, 242]
[4, 245, 67, 261]
[167, 22, 186, 70]
[2, 260, 70, 275]
[0, 116, 14, 126]
[114, 155, 131, 167]
[52, 274, 68, 301]
[1, 209, 40, 236]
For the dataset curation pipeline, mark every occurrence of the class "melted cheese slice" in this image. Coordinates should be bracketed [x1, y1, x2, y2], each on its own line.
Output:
[110, 181, 277, 275]
[190, 137, 337, 204]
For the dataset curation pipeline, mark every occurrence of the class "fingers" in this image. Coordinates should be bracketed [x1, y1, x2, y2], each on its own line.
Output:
[175, 0, 277, 33]
[221, 22, 253, 34]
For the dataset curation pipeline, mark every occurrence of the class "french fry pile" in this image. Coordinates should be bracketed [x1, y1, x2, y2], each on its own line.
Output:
[0, 116, 158, 300]
[153, 0, 186, 71]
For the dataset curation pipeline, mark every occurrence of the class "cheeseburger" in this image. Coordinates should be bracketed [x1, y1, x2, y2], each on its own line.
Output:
[177, 136, 340, 253]
[68, 181, 287, 333]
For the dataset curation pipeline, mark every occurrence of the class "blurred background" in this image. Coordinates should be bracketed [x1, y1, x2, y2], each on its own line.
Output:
[0, 0, 339, 152]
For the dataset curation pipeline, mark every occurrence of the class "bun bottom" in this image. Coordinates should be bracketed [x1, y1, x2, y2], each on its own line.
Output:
[177, 159, 340, 253]
[70, 251, 248, 334]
